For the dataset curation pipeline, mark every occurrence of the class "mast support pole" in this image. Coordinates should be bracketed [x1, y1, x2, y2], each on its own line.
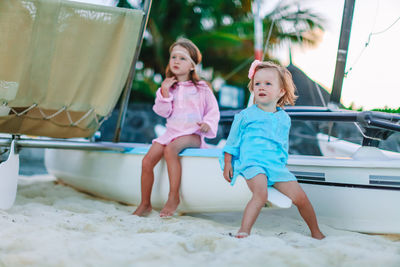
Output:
[329, 0, 356, 106]
[253, 0, 263, 60]
[113, 0, 152, 142]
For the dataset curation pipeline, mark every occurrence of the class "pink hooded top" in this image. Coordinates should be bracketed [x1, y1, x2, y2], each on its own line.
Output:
[152, 80, 220, 148]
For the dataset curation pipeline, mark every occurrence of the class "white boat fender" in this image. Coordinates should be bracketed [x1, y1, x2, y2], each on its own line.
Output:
[0, 140, 20, 210]
[267, 187, 292, 208]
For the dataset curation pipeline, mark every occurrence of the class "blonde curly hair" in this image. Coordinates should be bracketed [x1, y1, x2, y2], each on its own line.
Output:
[248, 61, 297, 107]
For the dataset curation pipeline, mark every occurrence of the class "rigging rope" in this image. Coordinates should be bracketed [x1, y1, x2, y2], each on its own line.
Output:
[262, 18, 275, 61]
[4, 103, 106, 131]
[222, 1, 281, 82]
[345, 1, 400, 76]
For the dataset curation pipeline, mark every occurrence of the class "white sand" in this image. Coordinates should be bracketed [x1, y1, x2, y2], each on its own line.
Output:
[1, 175, 399, 267]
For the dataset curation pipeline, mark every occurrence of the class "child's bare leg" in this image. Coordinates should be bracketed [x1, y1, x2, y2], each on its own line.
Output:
[274, 181, 325, 239]
[160, 134, 201, 217]
[133, 142, 164, 216]
[238, 174, 269, 236]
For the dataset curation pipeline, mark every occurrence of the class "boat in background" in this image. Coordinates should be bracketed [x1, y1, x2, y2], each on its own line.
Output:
[317, 133, 400, 158]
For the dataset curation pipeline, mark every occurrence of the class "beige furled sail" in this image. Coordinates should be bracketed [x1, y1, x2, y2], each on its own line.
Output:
[0, 0, 143, 138]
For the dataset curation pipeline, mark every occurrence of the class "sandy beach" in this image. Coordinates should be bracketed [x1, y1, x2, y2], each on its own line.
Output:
[0, 175, 399, 267]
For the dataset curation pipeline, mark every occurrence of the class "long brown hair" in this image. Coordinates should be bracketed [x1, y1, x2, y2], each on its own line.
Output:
[165, 38, 202, 85]
[248, 61, 297, 107]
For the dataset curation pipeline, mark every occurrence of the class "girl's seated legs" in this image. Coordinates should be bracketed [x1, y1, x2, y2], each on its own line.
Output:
[273, 181, 325, 239]
[160, 134, 201, 217]
[133, 142, 165, 216]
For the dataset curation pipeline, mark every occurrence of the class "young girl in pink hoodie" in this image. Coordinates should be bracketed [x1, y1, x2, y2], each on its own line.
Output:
[133, 38, 220, 218]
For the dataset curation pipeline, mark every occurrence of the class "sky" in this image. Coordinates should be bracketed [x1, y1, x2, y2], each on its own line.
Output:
[71, 0, 399, 110]
[273, 0, 400, 110]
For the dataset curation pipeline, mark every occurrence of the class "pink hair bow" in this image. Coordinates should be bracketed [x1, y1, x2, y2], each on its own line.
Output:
[248, 60, 262, 79]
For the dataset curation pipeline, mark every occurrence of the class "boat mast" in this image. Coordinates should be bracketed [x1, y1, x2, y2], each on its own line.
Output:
[113, 0, 152, 142]
[246, 0, 263, 106]
[254, 0, 263, 60]
[329, 0, 356, 106]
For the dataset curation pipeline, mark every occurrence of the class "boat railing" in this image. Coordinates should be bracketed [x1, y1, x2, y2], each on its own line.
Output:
[221, 107, 400, 129]
[220, 107, 400, 148]
[0, 137, 126, 152]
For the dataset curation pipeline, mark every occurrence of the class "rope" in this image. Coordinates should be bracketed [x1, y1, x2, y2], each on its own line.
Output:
[66, 110, 74, 125]
[39, 106, 66, 119]
[221, 1, 279, 81]
[72, 108, 93, 126]
[262, 18, 275, 60]
[314, 82, 327, 107]
[98, 114, 109, 126]
[345, 1, 400, 76]
[370, 16, 400, 35]
[10, 104, 37, 116]
[222, 57, 253, 82]
[38, 107, 47, 119]
[4, 103, 101, 130]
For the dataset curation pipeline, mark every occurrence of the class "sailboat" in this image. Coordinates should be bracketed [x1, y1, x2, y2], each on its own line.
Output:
[1, 0, 400, 234]
[0, 0, 151, 208]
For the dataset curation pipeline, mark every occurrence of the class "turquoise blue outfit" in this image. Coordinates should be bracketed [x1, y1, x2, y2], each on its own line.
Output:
[220, 104, 296, 186]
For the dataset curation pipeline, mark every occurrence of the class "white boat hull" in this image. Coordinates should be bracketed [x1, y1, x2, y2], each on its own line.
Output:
[44, 147, 291, 213]
[45, 145, 400, 234]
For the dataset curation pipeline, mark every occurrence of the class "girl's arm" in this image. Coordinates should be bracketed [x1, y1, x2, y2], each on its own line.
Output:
[152, 77, 177, 118]
[160, 77, 176, 98]
[152, 79, 177, 118]
[219, 112, 244, 184]
[281, 114, 291, 162]
[152, 88, 173, 118]
[223, 152, 233, 183]
[200, 87, 220, 138]
[222, 112, 244, 157]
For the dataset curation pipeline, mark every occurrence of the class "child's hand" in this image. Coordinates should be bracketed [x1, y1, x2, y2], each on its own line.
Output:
[197, 122, 210, 133]
[223, 164, 233, 183]
[161, 77, 177, 98]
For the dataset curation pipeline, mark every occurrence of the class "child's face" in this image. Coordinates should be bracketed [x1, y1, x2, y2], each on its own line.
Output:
[252, 68, 285, 107]
[169, 45, 193, 78]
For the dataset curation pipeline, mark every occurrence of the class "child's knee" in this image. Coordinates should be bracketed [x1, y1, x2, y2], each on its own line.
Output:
[141, 157, 153, 172]
[163, 145, 177, 159]
[292, 191, 308, 207]
[253, 190, 268, 204]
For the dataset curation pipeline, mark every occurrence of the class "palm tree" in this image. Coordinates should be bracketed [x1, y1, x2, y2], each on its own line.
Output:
[118, 0, 325, 100]
[194, 1, 325, 85]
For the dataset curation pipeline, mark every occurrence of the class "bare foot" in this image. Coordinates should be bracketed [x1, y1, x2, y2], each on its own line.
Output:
[312, 232, 326, 240]
[160, 195, 180, 218]
[229, 232, 249, 239]
[132, 203, 152, 216]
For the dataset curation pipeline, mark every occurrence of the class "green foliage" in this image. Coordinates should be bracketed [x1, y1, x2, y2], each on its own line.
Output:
[342, 102, 399, 113]
[343, 102, 363, 111]
[120, 0, 326, 103]
[371, 107, 400, 113]
[130, 78, 158, 103]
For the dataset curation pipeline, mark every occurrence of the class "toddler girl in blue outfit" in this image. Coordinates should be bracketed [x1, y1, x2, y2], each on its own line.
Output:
[221, 60, 325, 239]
